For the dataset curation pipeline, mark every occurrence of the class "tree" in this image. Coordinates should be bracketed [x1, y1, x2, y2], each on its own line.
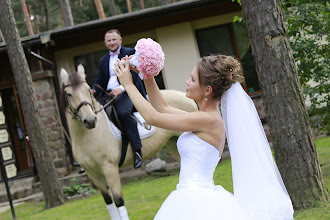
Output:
[126, 0, 132, 13]
[94, 0, 106, 19]
[42, 0, 51, 30]
[59, 0, 74, 26]
[0, 0, 65, 208]
[281, 0, 329, 134]
[20, 0, 34, 35]
[160, 0, 168, 6]
[109, 0, 118, 16]
[138, 0, 144, 9]
[240, 0, 329, 209]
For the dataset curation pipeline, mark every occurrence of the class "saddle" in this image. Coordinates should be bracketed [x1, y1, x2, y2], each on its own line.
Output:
[95, 86, 155, 167]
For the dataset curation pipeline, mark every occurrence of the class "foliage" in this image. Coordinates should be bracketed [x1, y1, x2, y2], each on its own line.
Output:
[158, 146, 171, 160]
[280, 0, 329, 134]
[62, 177, 97, 197]
[10, 0, 62, 38]
[4, 0, 186, 41]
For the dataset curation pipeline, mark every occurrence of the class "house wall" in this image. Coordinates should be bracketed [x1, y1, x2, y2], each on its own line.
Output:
[54, 12, 243, 92]
[54, 30, 157, 79]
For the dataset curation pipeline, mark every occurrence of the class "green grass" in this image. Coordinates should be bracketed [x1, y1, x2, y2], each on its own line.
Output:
[0, 136, 329, 219]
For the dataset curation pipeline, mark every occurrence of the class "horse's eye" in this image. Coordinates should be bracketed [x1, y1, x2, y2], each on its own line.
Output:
[67, 93, 72, 97]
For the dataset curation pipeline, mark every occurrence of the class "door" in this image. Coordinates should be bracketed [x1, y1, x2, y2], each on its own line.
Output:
[1, 86, 33, 177]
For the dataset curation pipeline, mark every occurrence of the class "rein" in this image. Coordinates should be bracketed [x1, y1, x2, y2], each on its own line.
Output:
[94, 85, 124, 132]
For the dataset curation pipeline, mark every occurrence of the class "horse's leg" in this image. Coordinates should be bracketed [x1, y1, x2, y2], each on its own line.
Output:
[84, 170, 120, 219]
[101, 191, 120, 220]
[165, 136, 180, 161]
[103, 163, 129, 220]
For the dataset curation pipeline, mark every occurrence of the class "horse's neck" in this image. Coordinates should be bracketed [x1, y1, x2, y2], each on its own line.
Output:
[66, 110, 110, 143]
[66, 114, 89, 140]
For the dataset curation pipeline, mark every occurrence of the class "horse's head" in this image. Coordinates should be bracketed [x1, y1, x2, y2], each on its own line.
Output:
[60, 65, 97, 129]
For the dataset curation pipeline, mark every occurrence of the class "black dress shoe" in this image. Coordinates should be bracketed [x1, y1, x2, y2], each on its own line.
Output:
[134, 152, 143, 168]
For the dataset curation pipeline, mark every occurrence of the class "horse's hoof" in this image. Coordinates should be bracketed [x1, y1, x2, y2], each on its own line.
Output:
[134, 152, 143, 169]
[78, 168, 86, 174]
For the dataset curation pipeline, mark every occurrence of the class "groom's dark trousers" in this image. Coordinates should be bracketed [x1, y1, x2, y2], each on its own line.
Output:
[92, 46, 147, 153]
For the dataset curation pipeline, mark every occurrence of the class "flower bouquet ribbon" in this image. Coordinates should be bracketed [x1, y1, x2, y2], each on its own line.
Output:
[122, 38, 165, 79]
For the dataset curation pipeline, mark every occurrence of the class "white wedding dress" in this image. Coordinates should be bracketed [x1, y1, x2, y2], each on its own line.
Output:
[154, 83, 294, 220]
[154, 131, 249, 220]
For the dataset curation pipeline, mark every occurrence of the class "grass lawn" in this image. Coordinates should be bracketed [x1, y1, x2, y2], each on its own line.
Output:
[0, 136, 329, 220]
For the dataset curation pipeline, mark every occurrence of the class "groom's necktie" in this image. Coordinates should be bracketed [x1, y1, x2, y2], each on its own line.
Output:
[110, 50, 120, 57]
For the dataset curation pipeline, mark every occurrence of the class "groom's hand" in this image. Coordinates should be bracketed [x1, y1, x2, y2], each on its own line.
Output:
[110, 88, 123, 97]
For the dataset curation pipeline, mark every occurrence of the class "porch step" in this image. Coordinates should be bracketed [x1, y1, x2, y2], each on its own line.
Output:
[0, 192, 44, 214]
[0, 177, 41, 204]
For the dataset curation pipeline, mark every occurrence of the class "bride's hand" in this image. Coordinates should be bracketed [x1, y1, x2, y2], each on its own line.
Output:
[114, 59, 133, 87]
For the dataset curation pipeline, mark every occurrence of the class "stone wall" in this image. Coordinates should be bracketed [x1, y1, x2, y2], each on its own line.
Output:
[32, 71, 70, 178]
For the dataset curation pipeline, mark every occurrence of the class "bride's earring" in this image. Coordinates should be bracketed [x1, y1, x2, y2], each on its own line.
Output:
[205, 97, 208, 101]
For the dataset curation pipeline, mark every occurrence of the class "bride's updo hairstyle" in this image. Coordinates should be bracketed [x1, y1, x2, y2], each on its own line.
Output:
[197, 54, 244, 100]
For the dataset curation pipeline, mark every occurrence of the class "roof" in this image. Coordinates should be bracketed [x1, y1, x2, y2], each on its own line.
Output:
[0, 0, 240, 52]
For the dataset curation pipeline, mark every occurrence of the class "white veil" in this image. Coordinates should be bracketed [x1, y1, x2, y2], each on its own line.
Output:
[221, 82, 294, 220]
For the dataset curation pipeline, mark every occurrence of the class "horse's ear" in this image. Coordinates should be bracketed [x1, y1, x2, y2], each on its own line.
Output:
[77, 64, 86, 79]
[60, 68, 69, 84]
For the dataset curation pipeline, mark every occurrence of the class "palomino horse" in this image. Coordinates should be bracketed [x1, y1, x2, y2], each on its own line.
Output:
[60, 65, 197, 219]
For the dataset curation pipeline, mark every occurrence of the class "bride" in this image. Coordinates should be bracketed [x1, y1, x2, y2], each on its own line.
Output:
[114, 54, 294, 219]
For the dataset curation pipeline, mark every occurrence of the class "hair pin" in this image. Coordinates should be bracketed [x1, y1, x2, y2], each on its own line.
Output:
[229, 68, 233, 72]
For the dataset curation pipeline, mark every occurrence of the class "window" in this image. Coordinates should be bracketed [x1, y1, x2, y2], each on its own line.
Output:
[233, 22, 260, 93]
[74, 43, 166, 90]
[74, 50, 107, 87]
[196, 24, 236, 57]
[195, 23, 260, 93]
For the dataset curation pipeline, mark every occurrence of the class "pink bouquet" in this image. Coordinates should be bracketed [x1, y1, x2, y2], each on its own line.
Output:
[124, 38, 165, 79]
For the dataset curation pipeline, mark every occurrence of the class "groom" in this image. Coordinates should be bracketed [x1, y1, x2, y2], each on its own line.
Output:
[90, 29, 147, 168]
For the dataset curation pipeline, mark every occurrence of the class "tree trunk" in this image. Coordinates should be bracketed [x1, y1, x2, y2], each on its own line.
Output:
[108, 0, 117, 16]
[43, 0, 50, 30]
[241, 0, 329, 209]
[94, 0, 106, 19]
[126, 0, 132, 13]
[160, 0, 168, 6]
[20, 0, 34, 35]
[0, 0, 65, 209]
[58, 0, 74, 27]
[0, 30, 4, 42]
[138, 0, 144, 9]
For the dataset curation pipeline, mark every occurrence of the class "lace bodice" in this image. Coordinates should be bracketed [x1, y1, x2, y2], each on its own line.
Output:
[177, 132, 220, 189]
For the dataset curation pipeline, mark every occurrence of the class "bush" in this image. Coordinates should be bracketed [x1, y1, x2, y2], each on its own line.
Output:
[62, 178, 97, 197]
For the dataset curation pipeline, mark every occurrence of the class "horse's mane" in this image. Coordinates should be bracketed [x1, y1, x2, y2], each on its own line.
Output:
[67, 72, 85, 89]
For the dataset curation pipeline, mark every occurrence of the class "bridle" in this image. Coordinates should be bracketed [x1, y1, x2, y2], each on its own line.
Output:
[63, 82, 115, 121]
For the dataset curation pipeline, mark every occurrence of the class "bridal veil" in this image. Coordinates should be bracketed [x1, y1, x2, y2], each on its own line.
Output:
[221, 82, 294, 220]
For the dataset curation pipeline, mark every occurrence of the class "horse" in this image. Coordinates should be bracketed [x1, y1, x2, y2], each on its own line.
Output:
[60, 65, 197, 220]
